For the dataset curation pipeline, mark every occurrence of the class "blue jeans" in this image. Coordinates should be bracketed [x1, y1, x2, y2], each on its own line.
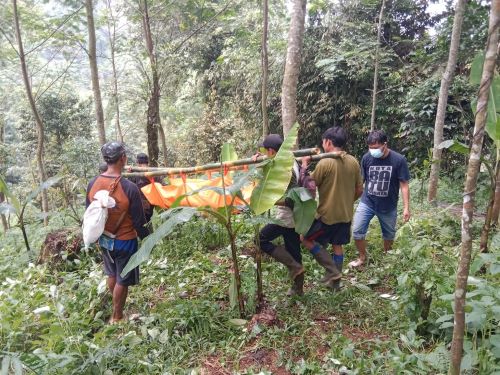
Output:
[352, 202, 397, 241]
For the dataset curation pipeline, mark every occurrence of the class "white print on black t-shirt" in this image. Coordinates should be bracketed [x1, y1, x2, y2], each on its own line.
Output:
[367, 166, 392, 197]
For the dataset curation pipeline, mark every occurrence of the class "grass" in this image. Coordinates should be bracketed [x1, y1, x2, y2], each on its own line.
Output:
[0, 188, 499, 374]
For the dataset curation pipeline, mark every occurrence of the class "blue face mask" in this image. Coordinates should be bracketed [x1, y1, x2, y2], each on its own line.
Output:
[369, 147, 384, 158]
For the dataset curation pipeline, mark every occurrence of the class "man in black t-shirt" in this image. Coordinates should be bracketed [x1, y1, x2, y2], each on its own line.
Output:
[350, 130, 411, 268]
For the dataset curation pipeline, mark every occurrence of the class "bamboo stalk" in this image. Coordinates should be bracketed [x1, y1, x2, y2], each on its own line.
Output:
[123, 148, 333, 178]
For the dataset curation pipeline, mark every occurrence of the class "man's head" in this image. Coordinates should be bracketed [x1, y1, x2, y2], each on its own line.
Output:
[321, 126, 347, 152]
[366, 130, 388, 158]
[260, 134, 283, 157]
[101, 141, 127, 166]
[136, 153, 149, 167]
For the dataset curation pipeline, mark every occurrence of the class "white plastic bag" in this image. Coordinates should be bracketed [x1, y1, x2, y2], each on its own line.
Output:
[82, 190, 116, 248]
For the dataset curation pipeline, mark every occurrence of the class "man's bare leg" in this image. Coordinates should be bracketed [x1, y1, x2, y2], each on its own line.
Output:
[349, 239, 367, 268]
[110, 284, 128, 322]
[384, 239, 393, 252]
[107, 276, 116, 294]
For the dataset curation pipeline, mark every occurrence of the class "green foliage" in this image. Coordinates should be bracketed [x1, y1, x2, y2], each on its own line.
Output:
[470, 51, 500, 149]
[121, 207, 197, 276]
[286, 187, 317, 235]
[221, 142, 238, 162]
[250, 124, 298, 215]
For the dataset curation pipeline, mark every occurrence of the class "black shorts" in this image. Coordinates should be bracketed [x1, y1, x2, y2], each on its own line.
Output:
[304, 219, 351, 246]
[102, 249, 140, 286]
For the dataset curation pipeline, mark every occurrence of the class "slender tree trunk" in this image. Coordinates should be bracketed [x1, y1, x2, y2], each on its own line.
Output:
[0, 120, 8, 232]
[480, 160, 500, 251]
[142, 0, 160, 167]
[449, 2, 499, 373]
[85, 0, 106, 146]
[492, 162, 500, 226]
[281, 0, 307, 137]
[12, 0, 49, 226]
[261, 0, 269, 136]
[158, 122, 168, 167]
[428, 0, 467, 203]
[106, 0, 123, 143]
[370, 0, 386, 131]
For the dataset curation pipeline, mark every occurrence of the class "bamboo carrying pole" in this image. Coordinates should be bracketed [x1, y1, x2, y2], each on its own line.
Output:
[122, 148, 328, 177]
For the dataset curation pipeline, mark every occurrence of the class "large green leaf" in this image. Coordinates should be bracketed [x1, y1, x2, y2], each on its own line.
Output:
[469, 51, 500, 146]
[24, 176, 62, 212]
[221, 143, 238, 162]
[286, 187, 317, 235]
[469, 52, 484, 86]
[121, 207, 197, 276]
[438, 140, 469, 155]
[0, 175, 20, 213]
[250, 124, 298, 214]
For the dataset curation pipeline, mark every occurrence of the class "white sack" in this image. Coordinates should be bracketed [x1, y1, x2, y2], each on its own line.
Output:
[82, 190, 116, 248]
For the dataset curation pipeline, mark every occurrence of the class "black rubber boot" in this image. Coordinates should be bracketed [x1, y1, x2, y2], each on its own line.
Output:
[270, 245, 304, 280]
[311, 246, 341, 284]
[286, 273, 304, 297]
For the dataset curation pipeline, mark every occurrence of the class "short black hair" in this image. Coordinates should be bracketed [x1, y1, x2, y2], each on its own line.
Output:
[98, 162, 108, 173]
[136, 153, 149, 164]
[322, 126, 347, 148]
[366, 130, 387, 145]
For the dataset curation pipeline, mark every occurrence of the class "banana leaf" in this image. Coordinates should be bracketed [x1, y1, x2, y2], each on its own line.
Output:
[470, 52, 500, 149]
[0, 175, 20, 213]
[250, 123, 299, 214]
[286, 187, 317, 235]
[221, 143, 238, 162]
[121, 207, 197, 276]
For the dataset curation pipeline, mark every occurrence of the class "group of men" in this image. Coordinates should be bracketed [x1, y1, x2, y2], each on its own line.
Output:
[86, 127, 410, 323]
[258, 127, 410, 296]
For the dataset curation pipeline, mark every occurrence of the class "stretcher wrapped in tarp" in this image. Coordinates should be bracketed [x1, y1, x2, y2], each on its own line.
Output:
[141, 176, 254, 209]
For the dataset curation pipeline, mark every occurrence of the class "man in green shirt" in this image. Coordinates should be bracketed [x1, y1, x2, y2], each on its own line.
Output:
[301, 126, 363, 290]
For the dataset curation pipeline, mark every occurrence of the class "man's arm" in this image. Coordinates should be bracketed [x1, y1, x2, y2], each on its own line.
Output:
[126, 183, 150, 239]
[355, 183, 363, 200]
[400, 180, 410, 222]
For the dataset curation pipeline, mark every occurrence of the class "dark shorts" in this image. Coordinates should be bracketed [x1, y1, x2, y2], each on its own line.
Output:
[304, 219, 351, 246]
[102, 249, 140, 286]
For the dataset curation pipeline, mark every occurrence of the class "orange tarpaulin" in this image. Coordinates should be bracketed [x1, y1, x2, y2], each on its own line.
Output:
[141, 176, 254, 209]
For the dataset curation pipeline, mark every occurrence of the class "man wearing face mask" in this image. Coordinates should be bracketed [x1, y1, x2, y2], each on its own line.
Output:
[349, 130, 411, 268]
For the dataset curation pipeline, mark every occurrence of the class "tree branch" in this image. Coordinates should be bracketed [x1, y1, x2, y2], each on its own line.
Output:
[25, 5, 84, 56]
[0, 26, 20, 58]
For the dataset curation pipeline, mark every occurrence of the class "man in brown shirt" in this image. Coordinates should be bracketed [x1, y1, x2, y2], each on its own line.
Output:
[301, 127, 363, 290]
[86, 142, 149, 323]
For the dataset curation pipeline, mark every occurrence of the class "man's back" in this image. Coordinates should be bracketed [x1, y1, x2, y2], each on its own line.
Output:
[312, 154, 362, 225]
[87, 175, 147, 240]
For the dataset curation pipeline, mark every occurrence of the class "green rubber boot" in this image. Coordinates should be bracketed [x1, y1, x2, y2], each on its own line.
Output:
[311, 245, 341, 284]
[328, 260, 343, 292]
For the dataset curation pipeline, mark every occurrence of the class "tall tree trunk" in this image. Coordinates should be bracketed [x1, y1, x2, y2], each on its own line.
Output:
[449, 2, 499, 373]
[0, 120, 8, 232]
[492, 163, 500, 226]
[480, 161, 500, 251]
[106, 0, 123, 143]
[12, 0, 49, 226]
[370, 0, 386, 131]
[427, 0, 467, 203]
[281, 0, 307, 138]
[85, 0, 106, 146]
[158, 122, 168, 166]
[261, 0, 269, 136]
[142, 0, 160, 167]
